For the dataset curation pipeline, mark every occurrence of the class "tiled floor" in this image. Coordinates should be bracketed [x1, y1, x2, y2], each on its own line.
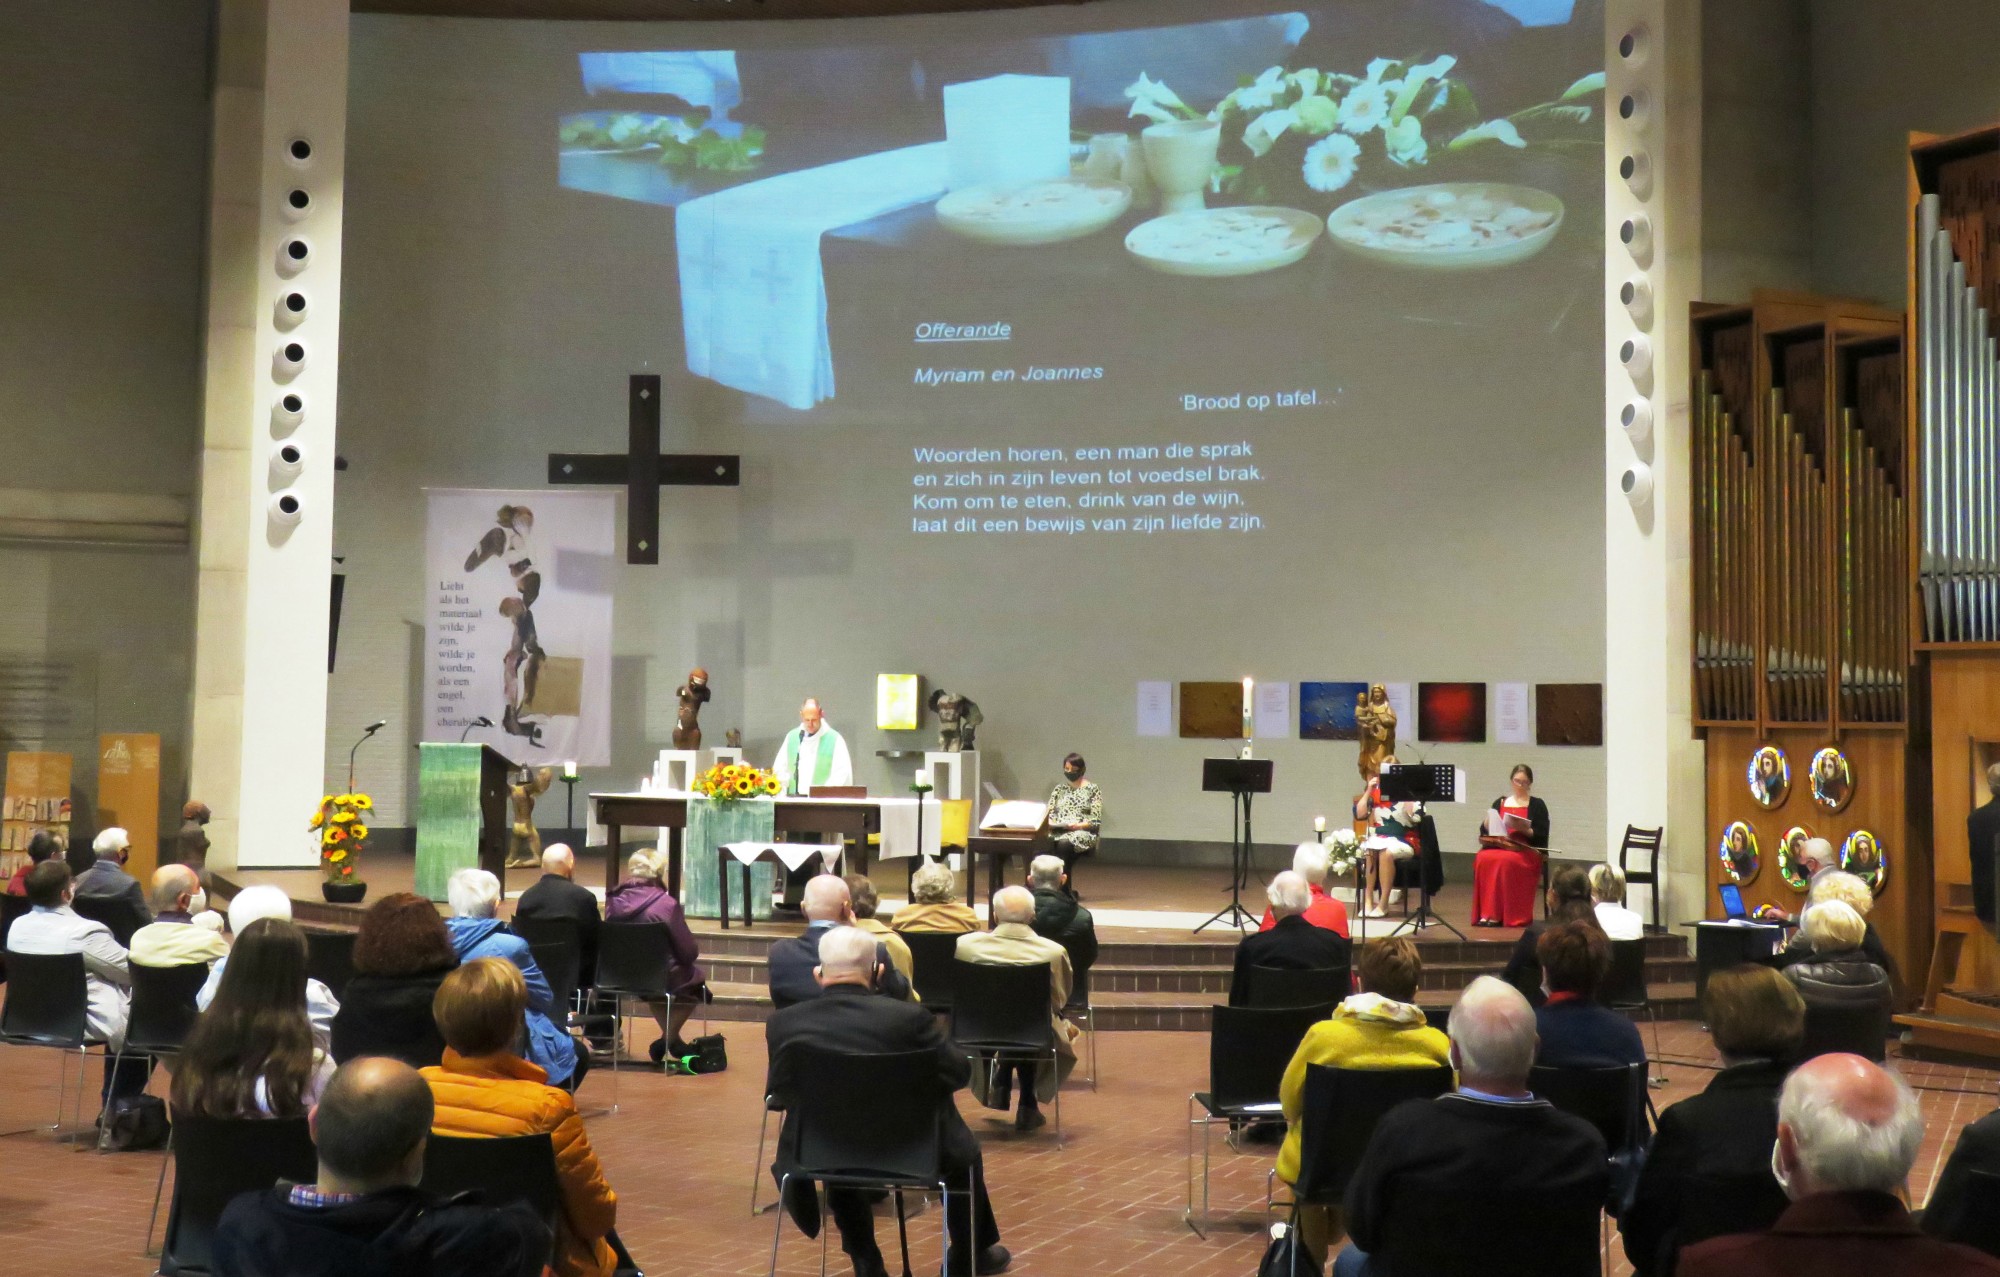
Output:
[0, 1022, 1995, 1277]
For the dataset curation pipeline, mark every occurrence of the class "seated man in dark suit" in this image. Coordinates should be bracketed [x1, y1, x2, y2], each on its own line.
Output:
[1228, 872, 1351, 1006]
[1925, 1083, 2000, 1242]
[1621, 964, 1804, 1276]
[765, 926, 1010, 1277]
[1336, 976, 1608, 1277]
[1681, 1053, 2000, 1277]
[767, 875, 912, 1010]
[513, 843, 602, 984]
[73, 826, 153, 934]
[212, 1056, 548, 1277]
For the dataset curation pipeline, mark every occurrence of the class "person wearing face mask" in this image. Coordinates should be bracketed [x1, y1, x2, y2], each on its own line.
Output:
[1045, 753, 1102, 890]
[130, 864, 230, 969]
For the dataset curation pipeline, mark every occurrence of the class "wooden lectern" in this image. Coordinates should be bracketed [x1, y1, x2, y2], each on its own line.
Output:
[415, 742, 513, 900]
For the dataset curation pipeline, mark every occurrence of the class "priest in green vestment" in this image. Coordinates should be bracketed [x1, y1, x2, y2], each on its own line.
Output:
[772, 697, 855, 908]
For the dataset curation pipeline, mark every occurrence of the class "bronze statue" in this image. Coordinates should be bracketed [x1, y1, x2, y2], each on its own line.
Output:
[673, 667, 711, 750]
[1355, 683, 1397, 781]
[506, 766, 554, 867]
[928, 688, 983, 752]
[725, 727, 743, 749]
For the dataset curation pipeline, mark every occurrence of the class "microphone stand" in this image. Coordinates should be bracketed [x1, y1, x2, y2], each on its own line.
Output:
[348, 725, 382, 792]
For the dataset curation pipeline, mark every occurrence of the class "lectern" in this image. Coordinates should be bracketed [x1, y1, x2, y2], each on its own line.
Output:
[415, 742, 513, 900]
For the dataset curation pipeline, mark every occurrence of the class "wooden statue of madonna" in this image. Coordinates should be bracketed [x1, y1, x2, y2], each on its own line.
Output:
[1354, 683, 1397, 781]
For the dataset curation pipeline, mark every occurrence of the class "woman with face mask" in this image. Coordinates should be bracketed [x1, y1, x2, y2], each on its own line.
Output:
[1045, 753, 1102, 893]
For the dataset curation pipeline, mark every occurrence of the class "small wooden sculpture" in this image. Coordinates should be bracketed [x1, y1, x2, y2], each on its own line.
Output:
[674, 668, 711, 750]
[507, 766, 554, 867]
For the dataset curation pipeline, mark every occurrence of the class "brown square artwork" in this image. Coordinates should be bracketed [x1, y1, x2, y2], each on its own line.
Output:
[1536, 682, 1603, 746]
[1178, 681, 1246, 739]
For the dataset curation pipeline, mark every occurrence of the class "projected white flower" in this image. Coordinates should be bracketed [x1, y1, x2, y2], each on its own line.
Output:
[1232, 66, 1290, 113]
[1336, 81, 1392, 135]
[1244, 107, 1300, 158]
[1302, 133, 1362, 193]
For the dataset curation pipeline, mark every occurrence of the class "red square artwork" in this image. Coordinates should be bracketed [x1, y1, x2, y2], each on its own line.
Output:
[1417, 682, 1488, 743]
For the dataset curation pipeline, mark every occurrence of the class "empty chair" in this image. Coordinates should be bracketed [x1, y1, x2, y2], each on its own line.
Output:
[1186, 1001, 1329, 1237]
[158, 1111, 316, 1275]
[904, 930, 961, 1013]
[0, 951, 101, 1139]
[1616, 824, 1664, 931]
[1062, 969, 1098, 1089]
[303, 929, 359, 1000]
[949, 958, 1062, 1143]
[1603, 937, 1668, 1087]
[1246, 964, 1351, 1010]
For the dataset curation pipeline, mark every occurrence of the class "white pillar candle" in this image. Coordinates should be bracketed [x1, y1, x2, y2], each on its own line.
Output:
[1314, 815, 1327, 834]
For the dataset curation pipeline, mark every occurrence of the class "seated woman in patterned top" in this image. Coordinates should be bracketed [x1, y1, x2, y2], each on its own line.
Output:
[1045, 753, 1103, 889]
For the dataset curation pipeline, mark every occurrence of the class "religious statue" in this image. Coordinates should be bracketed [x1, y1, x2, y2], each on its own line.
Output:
[928, 688, 984, 752]
[464, 505, 545, 744]
[1355, 683, 1397, 782]
[177, 800, 211, 873]
[673, 667, 711, 750]
[506, 766, 554, 867]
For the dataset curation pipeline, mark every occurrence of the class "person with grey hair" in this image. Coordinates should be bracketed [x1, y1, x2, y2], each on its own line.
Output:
[129, 864, 229, 968]
[1780, 901, 1892, 1060]
[606, 846, 708, 1063]
[74, 824, 152, 928]
[1257, 842, 1354, 937]
[765, 925, 1011, 1277]
[1026, 854, 1098, 978]
[197, 884, 342, 1050]
[442, 867, 582, 1089]
[1680, 1054, 2000, 1276]
[1229, 871, 1351, 1007]
[1335, 977, 1608, 1277]
[956, 885, 1079, 1132]
[1777, 870, 1899, 990]
[890, 860, 981, 935]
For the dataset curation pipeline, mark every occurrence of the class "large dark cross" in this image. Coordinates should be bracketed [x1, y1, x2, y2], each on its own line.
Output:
[547, 373, 740, 564]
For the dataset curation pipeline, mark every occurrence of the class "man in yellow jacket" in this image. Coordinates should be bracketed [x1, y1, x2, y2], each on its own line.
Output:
[1276, 936, 1452, 1258]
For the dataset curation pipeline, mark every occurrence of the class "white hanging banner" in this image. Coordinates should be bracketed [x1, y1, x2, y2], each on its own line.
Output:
[423, 488, 617, 766]
[1494, 682, 1532, 745]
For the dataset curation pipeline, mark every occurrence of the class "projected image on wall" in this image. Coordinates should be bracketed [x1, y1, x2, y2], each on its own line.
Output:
[554, 1, 1603, 437]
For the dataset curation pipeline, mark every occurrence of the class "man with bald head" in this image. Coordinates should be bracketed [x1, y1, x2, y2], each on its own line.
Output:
[513, 841, 602, 985]
[956, 885, 1079, 1132]
[766, 927, 1010, 1277]
[766, 874, 911, 1009]
[1335, 976, 1608, 1276]
[212, 1057, 550, 1277]
[1681, 1053, 2000, 1275]
[129, 864, 228, 969]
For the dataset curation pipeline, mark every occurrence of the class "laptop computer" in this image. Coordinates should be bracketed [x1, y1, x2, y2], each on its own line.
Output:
[1718, 882, 1748, 920]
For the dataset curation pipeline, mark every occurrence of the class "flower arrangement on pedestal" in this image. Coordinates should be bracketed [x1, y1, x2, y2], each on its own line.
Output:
[694, 762, 782, 803]
[313, 792, 372, 887]
[1322, 826, 1361, 880]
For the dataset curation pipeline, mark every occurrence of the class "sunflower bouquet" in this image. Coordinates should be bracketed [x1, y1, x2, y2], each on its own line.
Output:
[312, 791, 373, 884]
[693, 761, 783, 804]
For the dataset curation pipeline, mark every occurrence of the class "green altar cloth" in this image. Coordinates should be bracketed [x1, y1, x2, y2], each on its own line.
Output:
[415, 742, 483, 901]
[681, 795, 776, 920]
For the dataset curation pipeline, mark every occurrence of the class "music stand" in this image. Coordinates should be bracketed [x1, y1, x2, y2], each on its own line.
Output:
[1378, 765, 1467, 941]
[1196, 758, 1273, 934]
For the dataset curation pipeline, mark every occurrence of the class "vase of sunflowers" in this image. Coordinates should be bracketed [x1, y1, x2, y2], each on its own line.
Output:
[693, 761, 784, 803]
[313, 791, 372, 903]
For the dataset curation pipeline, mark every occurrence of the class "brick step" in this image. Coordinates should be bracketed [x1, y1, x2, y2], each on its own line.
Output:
[695, 979, 1701, 1032]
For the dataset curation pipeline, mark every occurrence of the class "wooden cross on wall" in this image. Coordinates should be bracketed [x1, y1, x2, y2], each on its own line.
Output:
[547, 374, 740, 564]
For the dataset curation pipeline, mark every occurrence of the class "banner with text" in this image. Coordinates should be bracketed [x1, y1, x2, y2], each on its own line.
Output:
[423, 489, 616, 767]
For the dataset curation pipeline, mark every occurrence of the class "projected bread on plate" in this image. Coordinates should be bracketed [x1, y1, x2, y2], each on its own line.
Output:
[934, 177, 1132, 246]
[1123, 206, 1322, 277]
[1325, 182, 1564, 270]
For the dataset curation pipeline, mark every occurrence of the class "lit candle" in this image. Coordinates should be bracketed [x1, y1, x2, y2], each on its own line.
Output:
[1314, 815, 1326, 834]
[916, 768, 931, 788]
[1242, 676, 1254, 737]
[562, 759, 577, 780]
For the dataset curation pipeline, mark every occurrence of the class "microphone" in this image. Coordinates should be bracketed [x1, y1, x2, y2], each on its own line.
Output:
[458, 715, 493, 743]
[363, 719, 386, 735]
[348, 717, 388, 791]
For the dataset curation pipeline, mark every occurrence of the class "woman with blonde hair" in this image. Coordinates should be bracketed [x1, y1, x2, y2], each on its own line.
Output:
[603, 846, 707, 1064]
[1588, 863, 1644, 939]
[424, 957, 624, 1277]
[891, 860, 981, 934]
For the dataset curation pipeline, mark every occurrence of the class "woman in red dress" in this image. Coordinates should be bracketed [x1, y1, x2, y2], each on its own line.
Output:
[1472, 764, 1552, 927]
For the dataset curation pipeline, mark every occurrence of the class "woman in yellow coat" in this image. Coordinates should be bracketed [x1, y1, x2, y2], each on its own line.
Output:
[1276, 936, 1452, 1261]
[423, 958, 620, 1277]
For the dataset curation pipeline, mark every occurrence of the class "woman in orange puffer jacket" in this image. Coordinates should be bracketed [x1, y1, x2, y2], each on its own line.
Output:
[423, 957, 618, 1277]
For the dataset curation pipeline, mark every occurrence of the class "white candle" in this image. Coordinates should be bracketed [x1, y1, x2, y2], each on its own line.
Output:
[916, 768, 931, 788]
[562, 759, 577, 780]
[1314, 815, 1327, 834]
[1242, 677, 1254, 735]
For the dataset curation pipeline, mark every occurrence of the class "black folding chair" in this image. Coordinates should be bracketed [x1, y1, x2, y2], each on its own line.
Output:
[1062, 969, 1097, 1089]
[1616, 825, 1665, 932]
[949, 959, 1062, 1145]
[1926, 1167, 2000, 1258]
[1800, 994, 1894, 1063]
[71, 893, 146, 946]
[513, 915, 588, 1014]
[423, 1131, 562, 1260]
[527, 938, 581, 1031]
[1378, 1177, 1604, 1276]
[303, 929, 358, 1000]
[749, 1093, 785, 1216]
[1288, 1064, 1454, 1207]
[159, 1112, 316, 1275]
[768, 1046, 954, 1277]
[1185, 1002, 1330, 1237]
[903, 931, 962, 1014]
[1245, 964, 1351, 1010]
[595, 922, 677, 1111]
[1603, 938, 1667, 1086]
[0, 951, 104, 1141]
[1, 891, 33, 957]
[122, 962, 213, 1253]
[1529, 1062, 1648, 1155]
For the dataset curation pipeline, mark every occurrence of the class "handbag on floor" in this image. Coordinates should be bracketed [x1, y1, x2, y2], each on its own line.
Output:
[100, 1093, 170, 1151]
[672, 1033, 728, 1075]
[1257, 1222, 1323, 1277]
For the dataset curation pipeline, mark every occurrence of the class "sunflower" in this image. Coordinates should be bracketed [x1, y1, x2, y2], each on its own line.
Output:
[350, 824, 369, 840]
[764, 777, 782, 795]
[326, 826, 346, 844]
[328, 849, 346, 863]
[310, 810, 325, 829]
[331, 810, 354, 823]
[733, 777, 755, 796]
[351, 795, 373, 810]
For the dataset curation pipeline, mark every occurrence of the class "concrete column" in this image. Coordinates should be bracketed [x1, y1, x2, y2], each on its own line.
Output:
[1604, 0, 1706, 921]
[190, 0, 348, 870]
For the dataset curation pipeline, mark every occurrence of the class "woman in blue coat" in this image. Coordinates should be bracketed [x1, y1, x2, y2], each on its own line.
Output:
[445, 868, 583, 1089]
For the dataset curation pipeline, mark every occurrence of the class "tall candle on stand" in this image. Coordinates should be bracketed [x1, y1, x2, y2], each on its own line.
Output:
[1314, 815, 1326, 835]
[562, 760, 577, 781]
[1242, 677, 1255, 758]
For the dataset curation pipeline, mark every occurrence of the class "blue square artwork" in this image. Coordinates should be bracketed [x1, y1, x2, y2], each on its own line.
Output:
[1300, 682, 1368, 741]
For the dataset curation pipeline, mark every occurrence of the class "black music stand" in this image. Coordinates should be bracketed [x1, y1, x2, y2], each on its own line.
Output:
[1378, 765, 1466, 941]
[1196, 758, 1273, 934]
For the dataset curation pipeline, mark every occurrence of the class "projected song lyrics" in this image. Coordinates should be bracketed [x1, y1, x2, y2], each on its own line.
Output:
[910, 443, 1264, 536]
